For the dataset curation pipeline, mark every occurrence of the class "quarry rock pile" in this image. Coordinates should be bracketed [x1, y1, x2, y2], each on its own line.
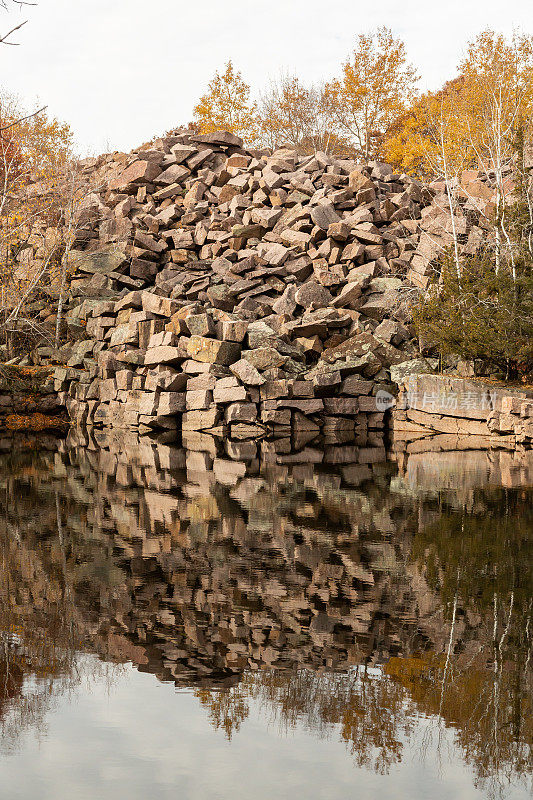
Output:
[20, 129, 504, 442]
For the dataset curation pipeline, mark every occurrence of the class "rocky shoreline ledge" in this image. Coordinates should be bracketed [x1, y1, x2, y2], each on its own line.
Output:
[2, 366, 532, 457]
[392, 374, 533, 450]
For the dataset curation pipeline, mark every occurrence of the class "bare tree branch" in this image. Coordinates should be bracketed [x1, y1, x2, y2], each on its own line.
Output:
[0, 105, 46, 133]
[1, 0, 36, 46]
[0, 18, 25, 45]
[0, 1, 36, 11]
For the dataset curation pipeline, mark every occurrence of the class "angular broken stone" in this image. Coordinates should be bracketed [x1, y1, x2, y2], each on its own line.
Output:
[280, 229, 310, 249]
[157, 392, 186, 415]
[109, 160, 161, 191]
[154, 164, 190, 185]
[358, 395, 379, 412]
[261, 407, 291, 425]
[272, 285, 297, 316]
[275, 398, 324, 414]
[144, 346, 185, 366]
[186, 313, 216, 337]
[142, 292, 181, 317]
[33, 129, 469, 442]
[186, 389, 213, 410]
[109, 323, 138, 347]
[310, 203, 340, 230]
[256, 242, 290, 266]
[191, 131, 244, 147]
[225, 402, 258, 423]
[327, 221, 351, 241]
[341, 376, 374, 395]
[230, 359, 266, 386]
[312, 371, 342, 394]
[219, 318, 249, 343]
[213, 377, 247, 404]
[341, 242, 365, 262]
[240, 347, 287, 371]
[323, 397, 359, 414]
[294, 281, 333, 309]
[331, 281, 363, 309]
[187, 336, 241, 365]
[182, 407, 221, 431]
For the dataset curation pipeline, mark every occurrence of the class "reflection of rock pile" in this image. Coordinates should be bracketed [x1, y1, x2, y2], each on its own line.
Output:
[3, 432, 530, 691]
[0, 434, 417, 684]
[396, 447, 533, 495]
[1, 436, 530, 791]
[56, 430, 424, 683]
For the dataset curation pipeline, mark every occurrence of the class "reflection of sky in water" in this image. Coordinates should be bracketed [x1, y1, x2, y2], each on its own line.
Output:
[0, 656, 529, 800]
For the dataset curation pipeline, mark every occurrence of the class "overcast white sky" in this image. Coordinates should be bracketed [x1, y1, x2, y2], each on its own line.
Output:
[2, 0, 532, 155]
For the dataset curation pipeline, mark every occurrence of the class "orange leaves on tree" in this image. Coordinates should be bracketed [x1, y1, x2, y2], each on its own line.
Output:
[0, 94, 73, 309]
[382, 30, 533, 178]
[0, 96, 72, 199]
[193, 60, 257, 144]
[382, 77, 475, 178]
[4, 413, 68, 432]
[323, 27, 419, 160]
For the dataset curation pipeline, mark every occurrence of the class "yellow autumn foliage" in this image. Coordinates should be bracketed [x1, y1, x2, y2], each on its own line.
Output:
[382, 29, 533, 177]
[324, 26, 419, 160]
[0, 93, 73, 308]
[192, 60, 258, 144]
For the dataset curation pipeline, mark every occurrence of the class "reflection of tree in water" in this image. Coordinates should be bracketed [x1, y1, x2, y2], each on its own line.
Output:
[0, 609, 74, 753]
[196, 486, 532, 796]
[196, 684, 251, 740]
[253, 666, 412, 774]
[407, 488, 533, 797]
[0, 449, 122, 752]
[196, 666, 410, 773]
[197, 637, 530, 793]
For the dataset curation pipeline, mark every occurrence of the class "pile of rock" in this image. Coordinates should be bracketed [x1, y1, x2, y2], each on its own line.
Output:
[18, 129, 501, 442]
[408, 167, 514, 290]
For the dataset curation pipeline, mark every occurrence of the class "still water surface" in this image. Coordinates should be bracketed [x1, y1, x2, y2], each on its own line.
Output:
[0, 433, 531, 800]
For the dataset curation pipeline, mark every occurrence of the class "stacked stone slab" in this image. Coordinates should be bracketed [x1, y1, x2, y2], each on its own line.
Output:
[392, 373, 533, 449]
[29, 129, 501, 442]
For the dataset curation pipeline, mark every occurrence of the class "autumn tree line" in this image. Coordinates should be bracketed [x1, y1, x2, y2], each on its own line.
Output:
[191, 28, 533, 176]
[0, 0, 94, 354]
